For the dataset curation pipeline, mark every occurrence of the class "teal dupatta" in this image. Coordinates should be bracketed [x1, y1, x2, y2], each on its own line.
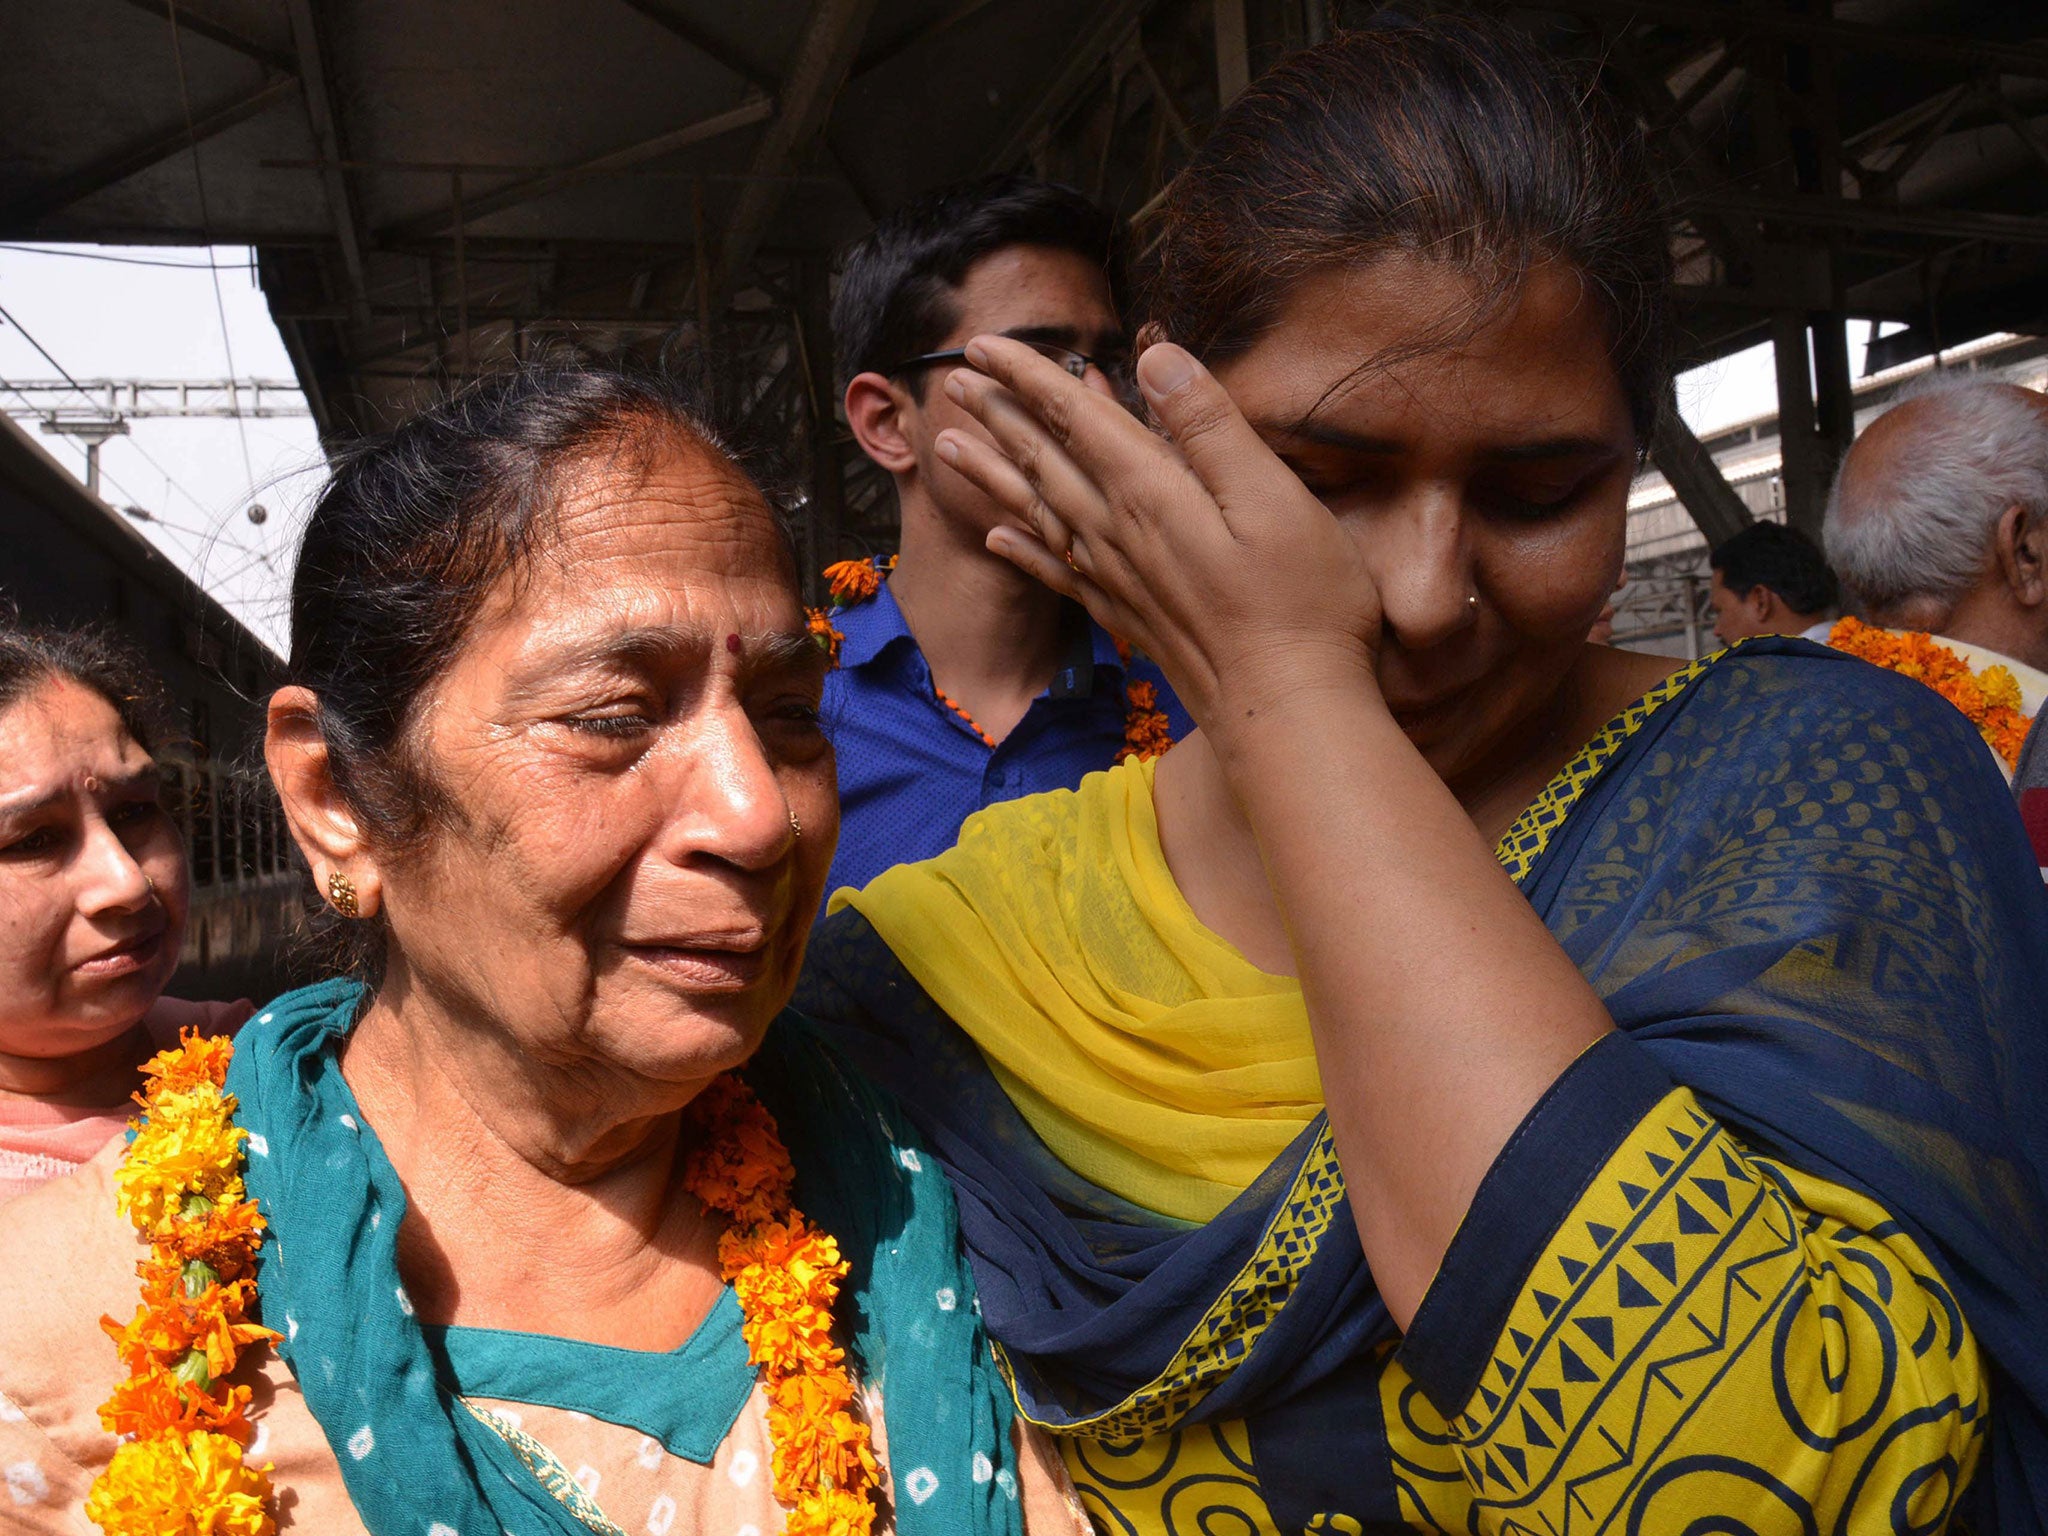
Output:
[228, 979, 1022, 1536]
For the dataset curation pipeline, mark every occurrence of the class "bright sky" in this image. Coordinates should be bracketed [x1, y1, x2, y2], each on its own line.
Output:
[0, 243, 1884, 660]
[0, 244, 325, 655]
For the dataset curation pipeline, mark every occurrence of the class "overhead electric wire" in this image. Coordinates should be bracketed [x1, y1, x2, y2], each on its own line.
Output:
[0, 243, 257, 271]
[0, 296, 99, 410]
[0, 298, 238, 543]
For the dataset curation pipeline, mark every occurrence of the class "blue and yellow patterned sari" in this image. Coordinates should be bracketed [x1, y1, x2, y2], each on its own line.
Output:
[797, 639, 2048, 1535]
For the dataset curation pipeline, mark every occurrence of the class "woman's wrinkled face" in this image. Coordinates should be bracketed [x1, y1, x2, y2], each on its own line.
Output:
[0, 680, 188, 1057]
[1209, 254, 1636, 786]
[371, 434, 836, 1092]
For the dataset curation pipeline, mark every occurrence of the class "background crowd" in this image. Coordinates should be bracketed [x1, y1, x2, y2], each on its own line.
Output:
[1, 14, 2046, 1536]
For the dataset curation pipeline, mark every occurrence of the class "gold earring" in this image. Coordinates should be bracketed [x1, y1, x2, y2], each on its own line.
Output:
[327, 871, 360, 919]
[788, 808, 803, 841]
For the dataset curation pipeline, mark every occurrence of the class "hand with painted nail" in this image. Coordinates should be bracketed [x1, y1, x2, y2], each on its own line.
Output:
[937, 335, 1381, 734]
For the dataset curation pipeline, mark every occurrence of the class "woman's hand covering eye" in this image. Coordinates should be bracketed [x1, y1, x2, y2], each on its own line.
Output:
[938, 336, 1383, 731]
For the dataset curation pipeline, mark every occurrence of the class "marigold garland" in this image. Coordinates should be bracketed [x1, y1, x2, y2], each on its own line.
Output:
[812, 556, 1176, 759]
[681, 1075, 879, 1536]
[87, 1032, 279, 1536]
[1828, 616, 2033, 769]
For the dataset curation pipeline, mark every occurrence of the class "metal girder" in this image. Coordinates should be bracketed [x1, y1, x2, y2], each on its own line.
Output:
[1529, 0, 2048, 81]
[1686, 189, 2048, 247]
[1649, 409, 1754, 546]
[1861, 84, 1974, 195]
[1991, 93, 2048, 176]
[852, 0, 997, 81]
[272, 303, 700, 325]
[0, 379, 310, 418]
[611, 0, 777, 92]
[1602, 51, 1758, 268]
[0, 73, 298, 229]
[712, 0, 882, 306]
[386, 94, 775, 242]
[108, 0, 297, 75]
[981, 0, 1158, 172]
[282, 0, 370, 328]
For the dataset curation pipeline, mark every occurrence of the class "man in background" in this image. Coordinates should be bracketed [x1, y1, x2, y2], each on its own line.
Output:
[1705, 521, 1838, 646]
[1825, 375, 2048, 869]
[820, 174, 1189, 905]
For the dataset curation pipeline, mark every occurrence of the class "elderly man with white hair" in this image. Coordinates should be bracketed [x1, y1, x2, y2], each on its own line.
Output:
[1825, 375, 2048, 870]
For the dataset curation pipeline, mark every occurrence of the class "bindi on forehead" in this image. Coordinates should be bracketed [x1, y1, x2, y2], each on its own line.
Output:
[726, 633, 742, 655]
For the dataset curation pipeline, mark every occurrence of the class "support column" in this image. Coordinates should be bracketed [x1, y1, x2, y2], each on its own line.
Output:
[795, 259, 844, 604]
[1650, 404, 1752, 547]
[1772, 311, 1827, 540]
[1214, 0, 1249, 106]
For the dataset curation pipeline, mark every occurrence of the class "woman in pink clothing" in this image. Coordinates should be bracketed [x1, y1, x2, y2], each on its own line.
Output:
[0, 623, 248, 1200]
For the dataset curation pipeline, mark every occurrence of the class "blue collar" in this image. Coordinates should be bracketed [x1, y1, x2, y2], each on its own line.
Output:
[835, 578, 1128, 686]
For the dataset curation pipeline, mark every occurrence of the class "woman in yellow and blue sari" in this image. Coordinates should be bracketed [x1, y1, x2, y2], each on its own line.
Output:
[797, 16, 2048, 1536]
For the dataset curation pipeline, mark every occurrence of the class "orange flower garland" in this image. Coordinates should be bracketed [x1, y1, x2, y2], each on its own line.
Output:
[87, 1032, 279, 1536]
[814, 557, 1176, 759]
[681, 1076, 878, 1536]
[806, 558, 897, 664]
[1828, 616, 2033, 770]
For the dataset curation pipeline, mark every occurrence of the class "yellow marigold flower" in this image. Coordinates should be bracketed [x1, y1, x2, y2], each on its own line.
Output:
[1982, 664, 2024, 713]
[785, 1485, 879, 1536]
[116, 1089, 246, 1232]
[85, 1431, 273, 1536]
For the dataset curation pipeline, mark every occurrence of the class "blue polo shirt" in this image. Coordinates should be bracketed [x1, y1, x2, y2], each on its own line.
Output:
[819, 579, 1193, 908]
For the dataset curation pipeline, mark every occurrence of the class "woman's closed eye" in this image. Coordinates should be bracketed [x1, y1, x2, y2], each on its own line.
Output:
[0, 824, 62, 859]
[561, 706, 658, 740]
[1472, 467, 1609, 521]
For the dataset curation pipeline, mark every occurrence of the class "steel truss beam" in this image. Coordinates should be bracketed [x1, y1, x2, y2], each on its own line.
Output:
[386, 96, 775, 243]
[1527, 0, 2048, 81]
[0, 74, 298, 229]
[109, 0, 297, 74]
[713, 0, 883, 303]
[282, 0, 370, 327]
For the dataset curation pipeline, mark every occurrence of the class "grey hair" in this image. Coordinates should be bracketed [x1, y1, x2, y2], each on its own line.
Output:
[1824, 373, 2048, 614]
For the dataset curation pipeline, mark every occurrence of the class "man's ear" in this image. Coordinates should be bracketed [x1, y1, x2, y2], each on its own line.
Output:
[1998, 502, 2048, 607]
[843, 372, 919, 476]
[1745, 583, 1776, 624]
[265, 686, 383, 919]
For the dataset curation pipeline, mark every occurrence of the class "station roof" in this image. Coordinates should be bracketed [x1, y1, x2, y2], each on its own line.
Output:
[4, 0, 2047, 533]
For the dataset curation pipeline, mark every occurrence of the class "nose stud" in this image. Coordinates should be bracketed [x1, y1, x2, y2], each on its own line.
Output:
[788, 808, 803, 841]
[1466, 594, 1480, 610]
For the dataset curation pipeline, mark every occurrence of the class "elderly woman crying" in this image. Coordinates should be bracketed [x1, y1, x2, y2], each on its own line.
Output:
[0, 365, 1082, 1536]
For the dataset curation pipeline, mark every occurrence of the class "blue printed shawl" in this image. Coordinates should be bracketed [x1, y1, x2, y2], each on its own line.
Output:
[798, 639, 2048, 1533]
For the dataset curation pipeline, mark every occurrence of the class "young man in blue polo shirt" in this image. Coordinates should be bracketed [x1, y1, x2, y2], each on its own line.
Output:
[820, 175, 1191, 905]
